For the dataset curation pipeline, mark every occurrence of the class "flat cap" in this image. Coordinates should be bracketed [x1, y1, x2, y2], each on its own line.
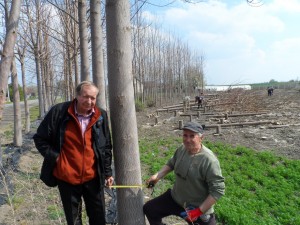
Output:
[183, 121, 204, 134]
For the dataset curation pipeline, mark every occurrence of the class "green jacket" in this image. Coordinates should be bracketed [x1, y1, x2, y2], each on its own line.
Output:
[167, 145, 225, 214]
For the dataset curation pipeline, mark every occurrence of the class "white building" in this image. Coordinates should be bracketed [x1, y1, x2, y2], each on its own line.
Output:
[205, 85, 251, 92]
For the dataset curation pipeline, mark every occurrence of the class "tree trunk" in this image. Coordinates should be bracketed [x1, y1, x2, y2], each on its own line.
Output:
[90, 0, 107, 109]
[78, 0, 90, 81]
[34, 47, 45, 118]
[65, 31, 71, 100]
[40, 57, 49, 112]
[74, 0, 80, 88]
[105, 0, 145, 224]
[0, 0, 21, 165]
[43, 33, 52, 110]
[18, 47, 30, 133]
[11, 58, 22, 146]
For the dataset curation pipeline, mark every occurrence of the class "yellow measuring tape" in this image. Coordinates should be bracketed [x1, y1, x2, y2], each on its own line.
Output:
[109, 185, 147, 189]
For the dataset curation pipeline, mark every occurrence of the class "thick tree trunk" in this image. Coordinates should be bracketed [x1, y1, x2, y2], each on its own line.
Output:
[106, 0, 145, 224]
[90, 0, 107, 109]
[0, 0, 21, 165]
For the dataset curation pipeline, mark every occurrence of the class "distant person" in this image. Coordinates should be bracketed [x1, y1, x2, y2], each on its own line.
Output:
[195, 93, 204, 109]
[183, 96, 191, 110]
[143, 121, 225, 225]
[33, 81, 114, 225]
[267, 87, 274, 96]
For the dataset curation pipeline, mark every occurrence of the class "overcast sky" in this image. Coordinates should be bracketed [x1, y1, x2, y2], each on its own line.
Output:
[143, 0, 300, 85]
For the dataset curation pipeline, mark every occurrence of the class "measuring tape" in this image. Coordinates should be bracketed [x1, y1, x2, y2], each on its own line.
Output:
[109, 185, 146, 189]
[108, 182, 155, 189]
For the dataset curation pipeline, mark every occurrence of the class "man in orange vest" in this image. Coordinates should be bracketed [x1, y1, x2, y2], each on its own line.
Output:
[34, 81, 114, 225]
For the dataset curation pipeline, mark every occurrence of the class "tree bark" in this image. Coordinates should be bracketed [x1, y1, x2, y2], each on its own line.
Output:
[106, 0, 145, 224]
[78, 0, 90, 81]
[0, 0, 22, 165]
[11, 58, 22, 146]
[90, 0, 107, 109]
[74, 0, 80, 87]
[17, 47, 30, 134]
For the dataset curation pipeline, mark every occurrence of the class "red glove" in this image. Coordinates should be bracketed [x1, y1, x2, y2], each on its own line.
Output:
[180, 207, 203, 222]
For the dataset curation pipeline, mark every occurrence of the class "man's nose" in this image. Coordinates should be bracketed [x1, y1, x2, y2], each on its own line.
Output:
[185, 137, 192, 141]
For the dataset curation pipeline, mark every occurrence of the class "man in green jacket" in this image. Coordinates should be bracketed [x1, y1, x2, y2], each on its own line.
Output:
[143, 121, 225, 225]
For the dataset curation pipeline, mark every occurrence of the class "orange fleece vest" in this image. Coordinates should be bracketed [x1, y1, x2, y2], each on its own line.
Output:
[53, 103, 101, 185]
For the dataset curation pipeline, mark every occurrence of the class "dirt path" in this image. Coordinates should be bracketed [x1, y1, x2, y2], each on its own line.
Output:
[1, 99, 39, 129]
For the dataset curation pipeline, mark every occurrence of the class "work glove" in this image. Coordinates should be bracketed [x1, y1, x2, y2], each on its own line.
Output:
[180, 206, 203, 222]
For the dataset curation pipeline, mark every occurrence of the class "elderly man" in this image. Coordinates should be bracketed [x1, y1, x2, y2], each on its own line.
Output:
[33, 81, 114, 225]
[143, 121, 225, 225]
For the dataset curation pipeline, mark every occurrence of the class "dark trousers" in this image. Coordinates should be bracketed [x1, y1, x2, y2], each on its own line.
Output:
[143, 189, 216, 225]
[57, 178, 106, 225]
[197, 100, 203, 109]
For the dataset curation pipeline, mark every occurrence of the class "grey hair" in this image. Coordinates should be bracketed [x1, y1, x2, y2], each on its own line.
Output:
[75, 81, 99, 97]
[197, 132, 204, 138]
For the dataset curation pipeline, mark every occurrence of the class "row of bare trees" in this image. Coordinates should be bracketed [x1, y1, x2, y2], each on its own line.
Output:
[131, 6, 205, 105]
[0, 0, 206, 147]
[1, 1, 206, 126]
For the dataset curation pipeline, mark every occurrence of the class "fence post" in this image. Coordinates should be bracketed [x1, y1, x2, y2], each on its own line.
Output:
[179, 120, 183, 129]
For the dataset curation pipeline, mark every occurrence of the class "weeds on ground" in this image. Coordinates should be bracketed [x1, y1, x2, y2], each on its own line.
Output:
[0, 152, 67, 224]
[139, 137, 300, 225]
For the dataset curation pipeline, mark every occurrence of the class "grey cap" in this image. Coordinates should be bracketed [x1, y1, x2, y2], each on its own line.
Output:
[183, 121, 204, 134]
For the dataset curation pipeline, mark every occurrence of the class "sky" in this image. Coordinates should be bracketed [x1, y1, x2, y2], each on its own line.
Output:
[143, 0, 300, 85]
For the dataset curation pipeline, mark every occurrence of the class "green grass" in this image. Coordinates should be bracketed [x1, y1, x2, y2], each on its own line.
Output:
[29, 106, 40, 122]
[47, 205, 65, 220]
[139, 137, 300, 225]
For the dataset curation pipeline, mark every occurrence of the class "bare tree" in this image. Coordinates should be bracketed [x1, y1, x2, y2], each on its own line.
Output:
[2, 0, 23, 147]
[73, 0, 80, 87]
[11, 58, 22, 146]
[90, 0, 107, 109]
[17, 46, 30, 133]
[78, 0, 90, 81]
[55, 0, 79, 100]
[0, 0, 22, 165]
[23, 0, 45, 118]
[106, 0, 145, 224]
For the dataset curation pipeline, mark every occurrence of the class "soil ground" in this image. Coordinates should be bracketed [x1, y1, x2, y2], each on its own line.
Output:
[0, 88, 299, 224]
[138, 88, 300, 160]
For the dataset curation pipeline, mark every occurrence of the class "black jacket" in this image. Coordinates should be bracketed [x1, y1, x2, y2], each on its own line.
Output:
[33, 101, 113, 187]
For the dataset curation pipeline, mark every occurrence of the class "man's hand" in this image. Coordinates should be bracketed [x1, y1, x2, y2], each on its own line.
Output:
[146, 165, 172, 188]
[180, 206, 203, 222]
[146, 174, 159, 188]
[146, 180, 155, 188]
[105, 176, 114, 187]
